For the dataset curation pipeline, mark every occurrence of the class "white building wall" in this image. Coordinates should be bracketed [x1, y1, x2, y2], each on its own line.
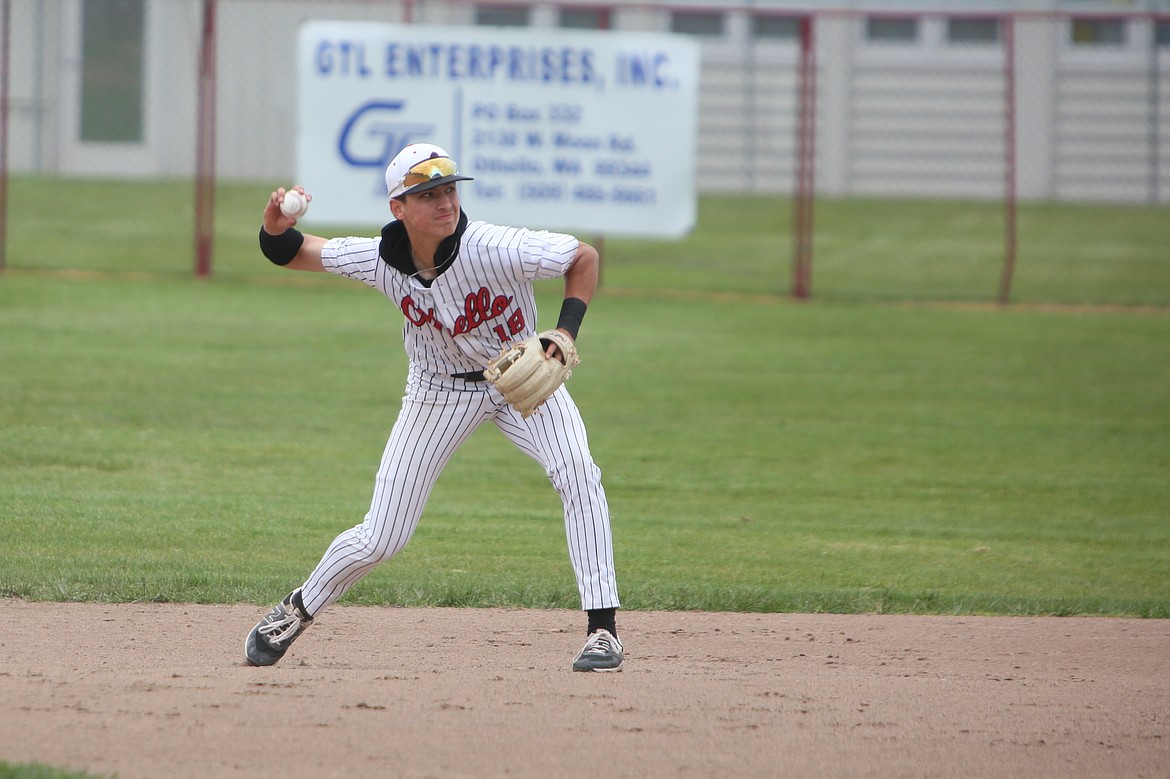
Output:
[6, 0, 1169, 203]
[1053, 18, 1166, 201]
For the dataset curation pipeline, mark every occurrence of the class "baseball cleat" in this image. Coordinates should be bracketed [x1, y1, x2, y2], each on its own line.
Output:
[572, 628, 624, 672]
[244, 589, 313, 666]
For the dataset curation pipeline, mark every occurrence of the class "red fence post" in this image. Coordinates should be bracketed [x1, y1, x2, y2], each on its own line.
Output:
[998, 15, 1018, 305]
[0, 0, 10, 272]
[792, 14, 817, 300]
[194, 0, 218, 277]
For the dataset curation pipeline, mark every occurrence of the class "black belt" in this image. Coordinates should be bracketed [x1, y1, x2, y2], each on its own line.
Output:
[451, 370, 486, 382]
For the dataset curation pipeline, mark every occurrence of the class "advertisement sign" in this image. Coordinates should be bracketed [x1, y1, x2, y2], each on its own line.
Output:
[296, 21, 700, 238]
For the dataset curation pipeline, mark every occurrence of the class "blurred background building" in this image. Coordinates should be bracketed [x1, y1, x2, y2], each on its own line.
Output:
[5, 0, 1169, 203]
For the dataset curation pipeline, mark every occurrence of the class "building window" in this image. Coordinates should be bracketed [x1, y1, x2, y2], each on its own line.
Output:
[560, 8, 609, 30]
[81, 0, 144, 142]
[475, 6, 530, 28]
[865, 16, 919, 43]
[1154, 20, 1170, 46]
[947, 17, 1000, 44]
[1070, 18, 1125, 45]
[671, 11, 725, 37]
[752, 15, 800, 41]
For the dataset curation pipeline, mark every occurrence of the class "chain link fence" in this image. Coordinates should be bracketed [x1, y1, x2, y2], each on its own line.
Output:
[3, 0, 1168, 304]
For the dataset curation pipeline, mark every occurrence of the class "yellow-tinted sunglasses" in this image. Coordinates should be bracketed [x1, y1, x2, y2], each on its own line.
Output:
[401, 157, 460, 190]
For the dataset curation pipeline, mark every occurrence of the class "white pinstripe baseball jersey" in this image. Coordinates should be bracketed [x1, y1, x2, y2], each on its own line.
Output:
[322, 214, 577, 381]
[294, 211, 620, 618]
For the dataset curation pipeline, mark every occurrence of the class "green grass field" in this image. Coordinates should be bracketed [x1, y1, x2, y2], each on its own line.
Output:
[8, 176, 1170, 306]
[0, 764, 110, 779]
[1, 178, 1168, 617]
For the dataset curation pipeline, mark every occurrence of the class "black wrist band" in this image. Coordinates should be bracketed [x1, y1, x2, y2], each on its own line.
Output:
[557, 297, 588, 340]
[259, 227, 304, 266]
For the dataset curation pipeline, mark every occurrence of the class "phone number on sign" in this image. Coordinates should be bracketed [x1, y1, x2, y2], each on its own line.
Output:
[516, 184, 657, 204]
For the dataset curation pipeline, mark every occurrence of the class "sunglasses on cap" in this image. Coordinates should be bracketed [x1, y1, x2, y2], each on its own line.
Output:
[401, 157, 460, 190]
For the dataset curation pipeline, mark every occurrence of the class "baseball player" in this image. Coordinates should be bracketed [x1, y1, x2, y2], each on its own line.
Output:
[244, 143, 623, 672]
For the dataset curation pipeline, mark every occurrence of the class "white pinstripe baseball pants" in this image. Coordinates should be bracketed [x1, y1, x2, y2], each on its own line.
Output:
[298, 376, 620, 617]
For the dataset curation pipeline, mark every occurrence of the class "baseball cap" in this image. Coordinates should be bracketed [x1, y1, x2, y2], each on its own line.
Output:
[385, 143, 474, 199]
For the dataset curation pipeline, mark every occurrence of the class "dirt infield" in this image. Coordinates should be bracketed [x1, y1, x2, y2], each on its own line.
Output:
[1, 600, 1166, 779]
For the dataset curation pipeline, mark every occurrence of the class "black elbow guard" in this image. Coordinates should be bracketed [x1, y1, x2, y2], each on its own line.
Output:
[259, 227, 304, 266]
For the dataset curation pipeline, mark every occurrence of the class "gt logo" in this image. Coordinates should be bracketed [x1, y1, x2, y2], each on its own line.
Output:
[336, 101, 434, 195]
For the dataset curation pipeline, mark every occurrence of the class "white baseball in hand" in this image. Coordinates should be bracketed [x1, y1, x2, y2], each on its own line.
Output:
[280, 189, 309, 219]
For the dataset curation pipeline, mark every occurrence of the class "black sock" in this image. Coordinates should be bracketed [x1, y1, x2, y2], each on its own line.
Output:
[587, 608, 617, 637]
[290, 589, 312, 620]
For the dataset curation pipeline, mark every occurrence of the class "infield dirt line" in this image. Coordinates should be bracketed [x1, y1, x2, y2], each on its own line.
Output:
[2, 601, 1167, 779]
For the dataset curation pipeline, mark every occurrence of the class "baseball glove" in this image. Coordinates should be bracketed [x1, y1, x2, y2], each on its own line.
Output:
[484, 329, 580, 418]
